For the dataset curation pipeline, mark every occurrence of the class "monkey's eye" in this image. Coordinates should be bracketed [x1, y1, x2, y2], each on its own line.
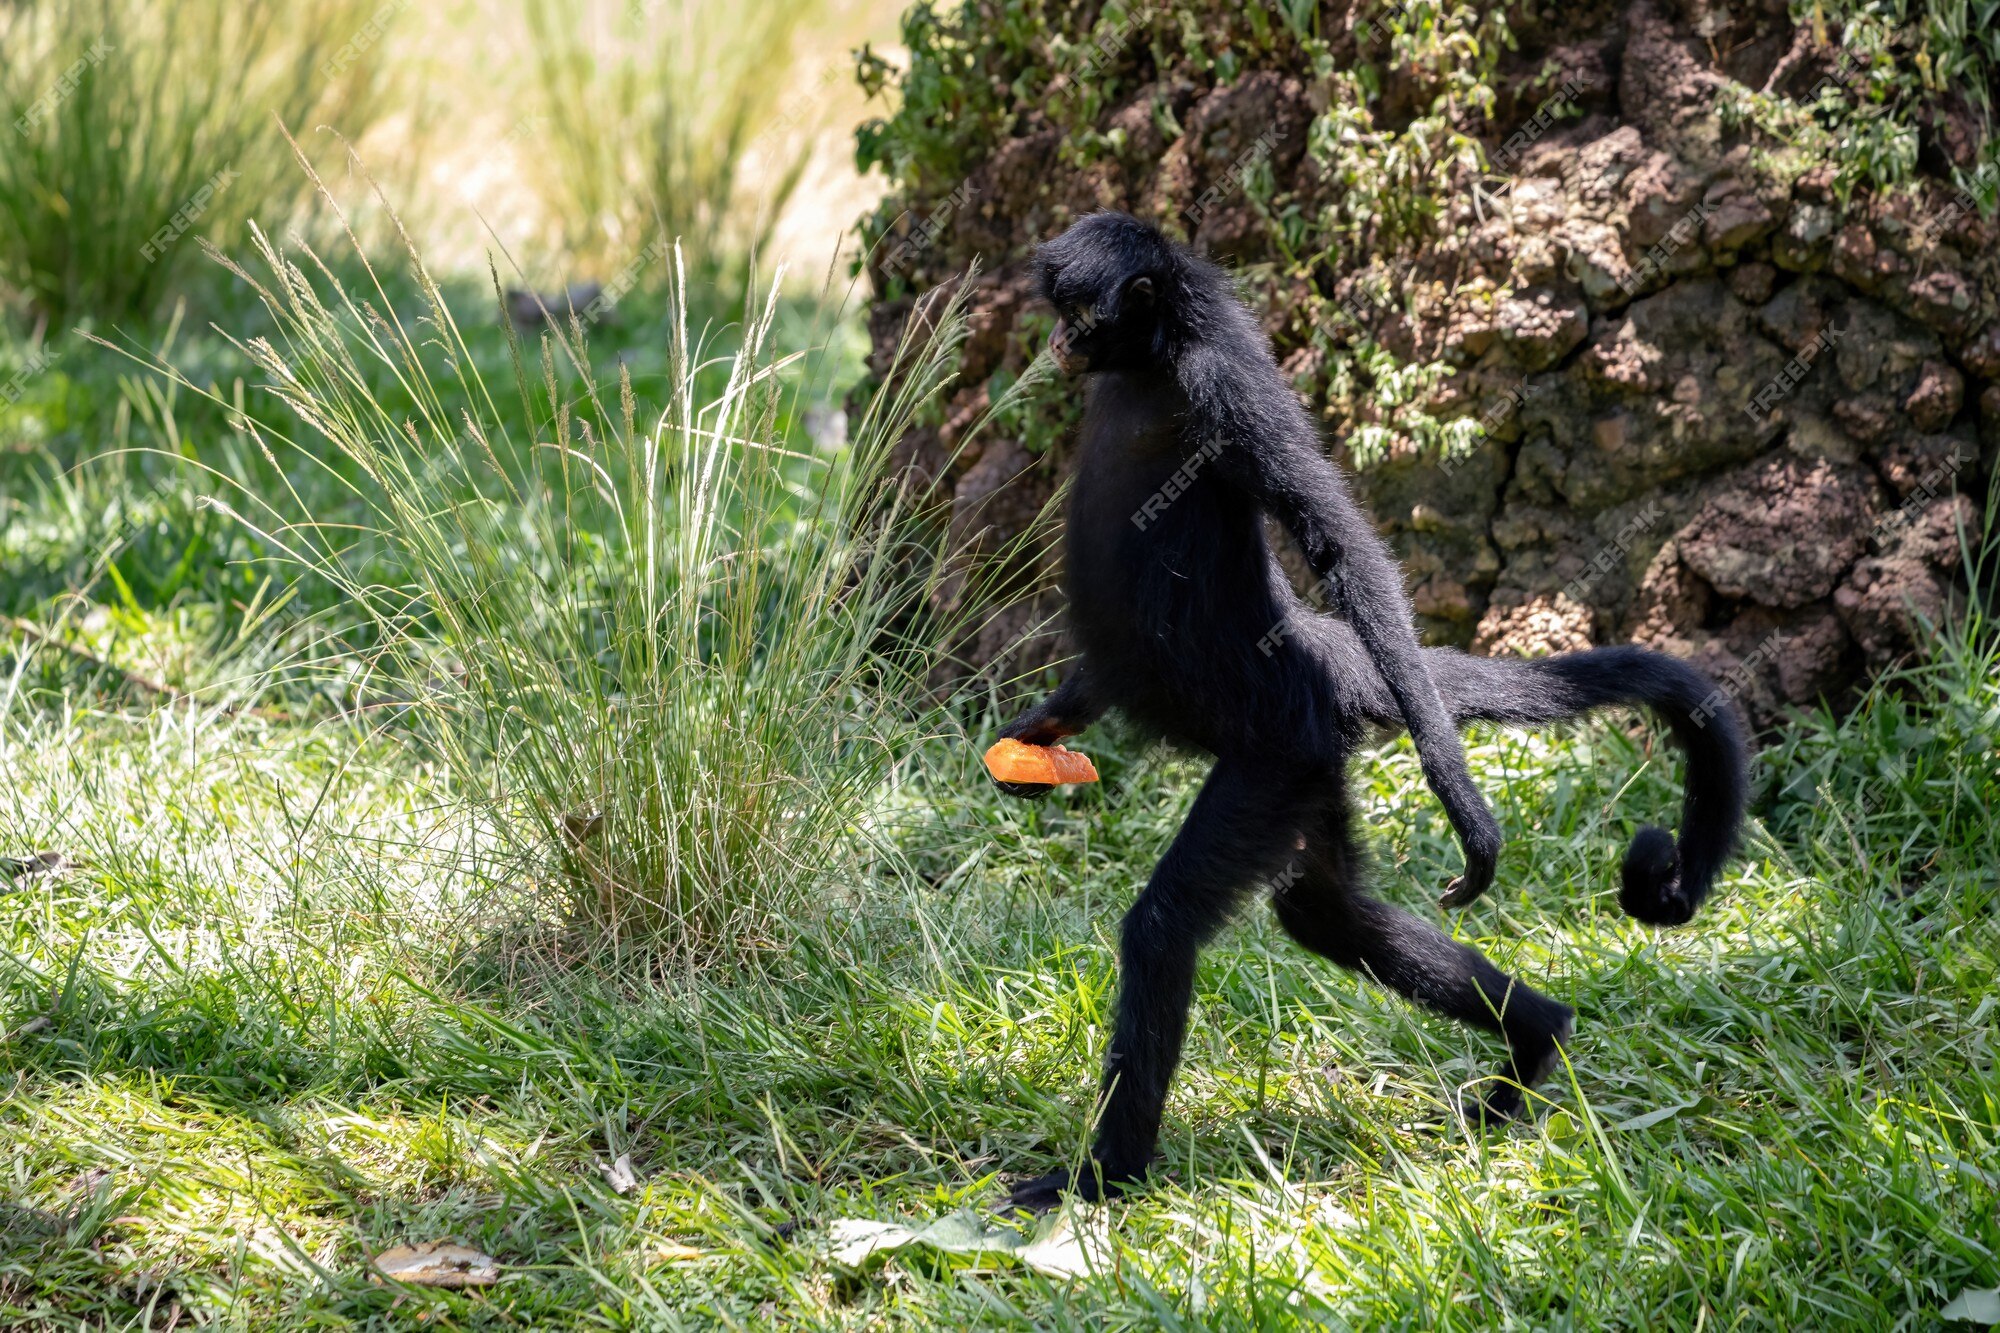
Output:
[1073, 304, 1095, 328]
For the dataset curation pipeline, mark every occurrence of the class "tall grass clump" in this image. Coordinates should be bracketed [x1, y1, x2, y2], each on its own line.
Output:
[0, 0, 391, 326]
[519, 0, 818, 285]
[136, 166, 1017, 963]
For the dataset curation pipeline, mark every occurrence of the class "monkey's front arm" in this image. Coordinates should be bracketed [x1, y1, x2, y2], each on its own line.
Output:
[1215, 432, 1503, 906]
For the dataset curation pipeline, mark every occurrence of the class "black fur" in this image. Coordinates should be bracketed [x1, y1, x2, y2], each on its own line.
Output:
[995, 213, 1748, 1211]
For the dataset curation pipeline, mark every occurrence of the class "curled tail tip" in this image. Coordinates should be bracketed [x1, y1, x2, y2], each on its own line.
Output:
[1620, 824, 1698, 927]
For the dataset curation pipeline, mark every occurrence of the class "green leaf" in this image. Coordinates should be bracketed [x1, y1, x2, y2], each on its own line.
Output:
[1609, 1099, 1699, 1132]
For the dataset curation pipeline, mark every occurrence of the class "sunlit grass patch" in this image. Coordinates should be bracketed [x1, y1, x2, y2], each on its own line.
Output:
[84, 150, 1037, 962]
[4, 399, 1997, 1328]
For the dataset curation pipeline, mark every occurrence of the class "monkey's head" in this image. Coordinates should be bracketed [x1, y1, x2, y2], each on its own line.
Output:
[1036, 213, 1176, 376]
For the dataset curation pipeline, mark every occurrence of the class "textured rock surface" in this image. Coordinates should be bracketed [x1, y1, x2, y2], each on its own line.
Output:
[859, 0, 1996, 720]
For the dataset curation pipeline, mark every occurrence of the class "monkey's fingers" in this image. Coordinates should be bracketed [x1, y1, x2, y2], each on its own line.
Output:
[999, 716, 1077, 746]
[1439, 873, 1490, 910]
[992, 778, 1056, 800]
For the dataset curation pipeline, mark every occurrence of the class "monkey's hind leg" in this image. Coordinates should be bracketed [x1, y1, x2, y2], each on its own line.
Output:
[1271, 807, 1574, 1124]
[1004, 759, 1317, 1213]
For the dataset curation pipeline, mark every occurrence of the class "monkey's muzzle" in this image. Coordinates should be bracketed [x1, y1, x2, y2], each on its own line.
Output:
[1048, 327, 1086, 375]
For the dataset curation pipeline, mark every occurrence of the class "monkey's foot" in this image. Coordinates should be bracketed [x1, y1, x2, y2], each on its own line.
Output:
[1460, 1082, 1530, 1127]
[1460, 1014, 1574, 1127]
[999, 1161, 1147, 1213]
[1000, 1169, 1081, 1214]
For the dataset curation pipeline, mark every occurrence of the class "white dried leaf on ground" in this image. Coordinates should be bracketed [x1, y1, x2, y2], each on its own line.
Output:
[1016, 1216, 1111, 1279]
[1942, 1288, 2000, 1324]
[371, 1241, 500, 1288]
[827, 1213, 1110, 1279]
[827, 1218, 923, 1267]
[602, 1153, 638, 1194]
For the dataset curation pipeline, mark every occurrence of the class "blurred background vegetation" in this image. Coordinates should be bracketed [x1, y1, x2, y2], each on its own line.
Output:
[0, 0, 894, 328]
[0, 0, 908, 598]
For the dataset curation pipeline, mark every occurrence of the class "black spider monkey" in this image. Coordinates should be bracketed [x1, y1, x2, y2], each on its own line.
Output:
[994, 212, 1748, 1210]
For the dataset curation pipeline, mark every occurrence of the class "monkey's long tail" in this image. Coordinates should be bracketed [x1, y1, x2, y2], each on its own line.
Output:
[1419, 644, 1748, 927]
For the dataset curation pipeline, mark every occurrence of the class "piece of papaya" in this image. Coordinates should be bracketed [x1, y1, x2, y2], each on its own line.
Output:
[982, 738, 1100, 786]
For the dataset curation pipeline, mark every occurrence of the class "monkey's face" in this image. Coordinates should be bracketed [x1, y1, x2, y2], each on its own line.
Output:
[1046, 276, 1156, 377]
[1037, 212, 1173, 375]
[1048, 305, 1098, 375]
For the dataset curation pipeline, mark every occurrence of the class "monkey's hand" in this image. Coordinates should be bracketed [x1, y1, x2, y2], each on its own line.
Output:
[990, 667, 1104, 800]
[1438, 800, 1502, 909]
[992, 778, 1056, 800]
[997, 709, 1080, 747]
[990, 707, 1083, 800]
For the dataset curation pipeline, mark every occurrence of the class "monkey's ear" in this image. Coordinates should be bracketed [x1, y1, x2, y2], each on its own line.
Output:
[1125, 275, 1155, 306]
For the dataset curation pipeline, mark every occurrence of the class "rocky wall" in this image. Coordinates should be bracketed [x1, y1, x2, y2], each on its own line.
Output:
[857, 0, 1998, 721]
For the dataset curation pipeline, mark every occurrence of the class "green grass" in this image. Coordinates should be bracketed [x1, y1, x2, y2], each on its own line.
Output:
[128, 188, 1002, 958]
[0, 225, 868, 627]
[519, 0, 821, 286]
[2, 115, 1996, 1324]
[3, 582, 1996, 1326]
[0, 0, 393, 327]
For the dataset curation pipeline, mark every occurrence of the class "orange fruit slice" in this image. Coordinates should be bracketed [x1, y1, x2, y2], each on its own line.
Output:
[983, 739, 1100, 786]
